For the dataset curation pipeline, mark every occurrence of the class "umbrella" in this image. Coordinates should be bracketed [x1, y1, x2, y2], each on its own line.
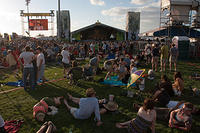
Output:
[127, 69, 145, 88]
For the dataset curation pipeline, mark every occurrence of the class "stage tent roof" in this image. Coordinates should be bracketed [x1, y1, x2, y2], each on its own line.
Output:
[153, 26, 200, 38]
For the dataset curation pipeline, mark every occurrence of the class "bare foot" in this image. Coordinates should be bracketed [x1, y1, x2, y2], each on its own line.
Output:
[63, 99, 69, 106]
[48, 121, 57, 131]
[116, 123, 124, 128]
[67, 93, 73, 100]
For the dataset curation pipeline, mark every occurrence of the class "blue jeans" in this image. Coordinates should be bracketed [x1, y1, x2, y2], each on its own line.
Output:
[23, 67, 35, 90]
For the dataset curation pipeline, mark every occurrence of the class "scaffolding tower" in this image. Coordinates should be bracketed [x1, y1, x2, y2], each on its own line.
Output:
[160, 0, 200, 38]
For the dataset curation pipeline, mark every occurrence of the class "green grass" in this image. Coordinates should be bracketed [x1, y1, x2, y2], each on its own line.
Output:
[0, 61, 200, 133]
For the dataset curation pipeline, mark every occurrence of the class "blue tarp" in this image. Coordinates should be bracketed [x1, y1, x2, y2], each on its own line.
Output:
[101, 76, 136, 87]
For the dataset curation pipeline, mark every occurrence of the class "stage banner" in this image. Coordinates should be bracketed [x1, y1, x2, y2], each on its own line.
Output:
[29, 19, 48, 30]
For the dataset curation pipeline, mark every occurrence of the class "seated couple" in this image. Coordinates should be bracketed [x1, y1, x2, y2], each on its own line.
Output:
[155, 73, 184, 97]
[63, 88, 119, 127]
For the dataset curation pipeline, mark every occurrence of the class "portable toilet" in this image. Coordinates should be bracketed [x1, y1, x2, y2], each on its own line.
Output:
[172, 36, 190, 60]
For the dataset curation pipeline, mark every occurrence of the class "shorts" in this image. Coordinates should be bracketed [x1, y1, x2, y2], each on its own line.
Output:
[37, 65, 45, 80]
[161, 57, 168, 63]
[70, 108, 78, 118]
[62, 62, 70, 69]
[152, 56, 159, 63]
[169, 56, 177, 63]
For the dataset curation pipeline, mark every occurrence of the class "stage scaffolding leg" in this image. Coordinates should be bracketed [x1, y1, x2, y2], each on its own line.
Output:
[51, 16, 54, 36]
[21, 16, 25, 36]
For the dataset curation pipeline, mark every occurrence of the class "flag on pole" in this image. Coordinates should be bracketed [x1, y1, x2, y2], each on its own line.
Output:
[127, 69, 145, 88]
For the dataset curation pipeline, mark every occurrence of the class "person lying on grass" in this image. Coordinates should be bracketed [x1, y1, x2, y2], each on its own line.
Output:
[169, 102, 194, 131]
[64, 88, 103, 126]
[33, 97, 63, 122]
[116, 99, 156, 133]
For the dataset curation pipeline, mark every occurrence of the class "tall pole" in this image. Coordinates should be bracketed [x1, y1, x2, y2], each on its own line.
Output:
[25, 0, 31, 36]
[58, 0, 61, 38]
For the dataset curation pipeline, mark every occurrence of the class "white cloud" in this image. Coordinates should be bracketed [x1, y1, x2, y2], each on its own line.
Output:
[101, 1, 160, 32]
[90, 0, 105, 6]
[130, 0, 154, 5]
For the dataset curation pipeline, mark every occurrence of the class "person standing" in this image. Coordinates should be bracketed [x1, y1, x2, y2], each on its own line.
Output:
[145, 43, 152, 65]
[169, 43, 178, 72]
[151, 44, 160, 72]
[36, 47, 46, 82]
[19, 46, 35, 91]
[61, 45, 71, 78]
[160, 42, 169, 72]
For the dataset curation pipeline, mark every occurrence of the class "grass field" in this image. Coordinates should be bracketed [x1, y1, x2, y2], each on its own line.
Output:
[0, 60, 200, 133]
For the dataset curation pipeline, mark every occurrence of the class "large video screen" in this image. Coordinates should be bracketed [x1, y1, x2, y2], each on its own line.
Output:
[29, 19, 48, 30]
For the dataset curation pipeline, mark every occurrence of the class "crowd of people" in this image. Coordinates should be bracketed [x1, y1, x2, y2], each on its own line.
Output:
[0, 38, 199, 133]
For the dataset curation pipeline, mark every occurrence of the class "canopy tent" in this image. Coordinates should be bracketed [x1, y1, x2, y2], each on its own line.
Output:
[153, 26, 200, 38]
[72, 21, 126, 41]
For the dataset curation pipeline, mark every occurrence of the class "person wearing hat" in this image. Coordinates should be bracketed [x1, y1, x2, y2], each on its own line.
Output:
[63, 88, 103, 126]
[61, 44, 71, 78]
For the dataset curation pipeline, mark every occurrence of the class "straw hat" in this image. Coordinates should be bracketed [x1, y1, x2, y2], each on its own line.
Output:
[86, 88, 96, 97]
[103, 101, 118, 112]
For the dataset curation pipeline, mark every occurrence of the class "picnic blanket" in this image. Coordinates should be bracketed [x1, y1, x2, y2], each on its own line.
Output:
[5, 80, 24, 87]
[101, 76, 136, 87]
[4, 120, 23, 133]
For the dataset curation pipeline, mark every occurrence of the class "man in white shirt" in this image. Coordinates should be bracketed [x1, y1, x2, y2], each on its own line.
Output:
[19, 46, 35, 90]
[61, 45, 71, 78]
[36, 47, 45, 82]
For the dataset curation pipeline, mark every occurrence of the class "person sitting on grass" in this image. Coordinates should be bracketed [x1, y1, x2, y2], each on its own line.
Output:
[116, 99, 156, 133]
[117, 58, 128, 81]
[68, 61, 83, 84]
[172, 72, 184, 96]
[104, 59, 116, 80]
[83, 64, 93, 80]
[36, 121, 56, 133]
[89, 55, 100, 75]
[0, 115, 5, 133]
[33, 97, 63, 122]
[169, 102, 193, 131]
[155, 75, 174, 97]
[63, 88, 103, 126]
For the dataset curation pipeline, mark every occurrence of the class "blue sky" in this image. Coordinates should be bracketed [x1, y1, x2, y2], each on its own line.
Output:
[0, 0, 160, 36]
